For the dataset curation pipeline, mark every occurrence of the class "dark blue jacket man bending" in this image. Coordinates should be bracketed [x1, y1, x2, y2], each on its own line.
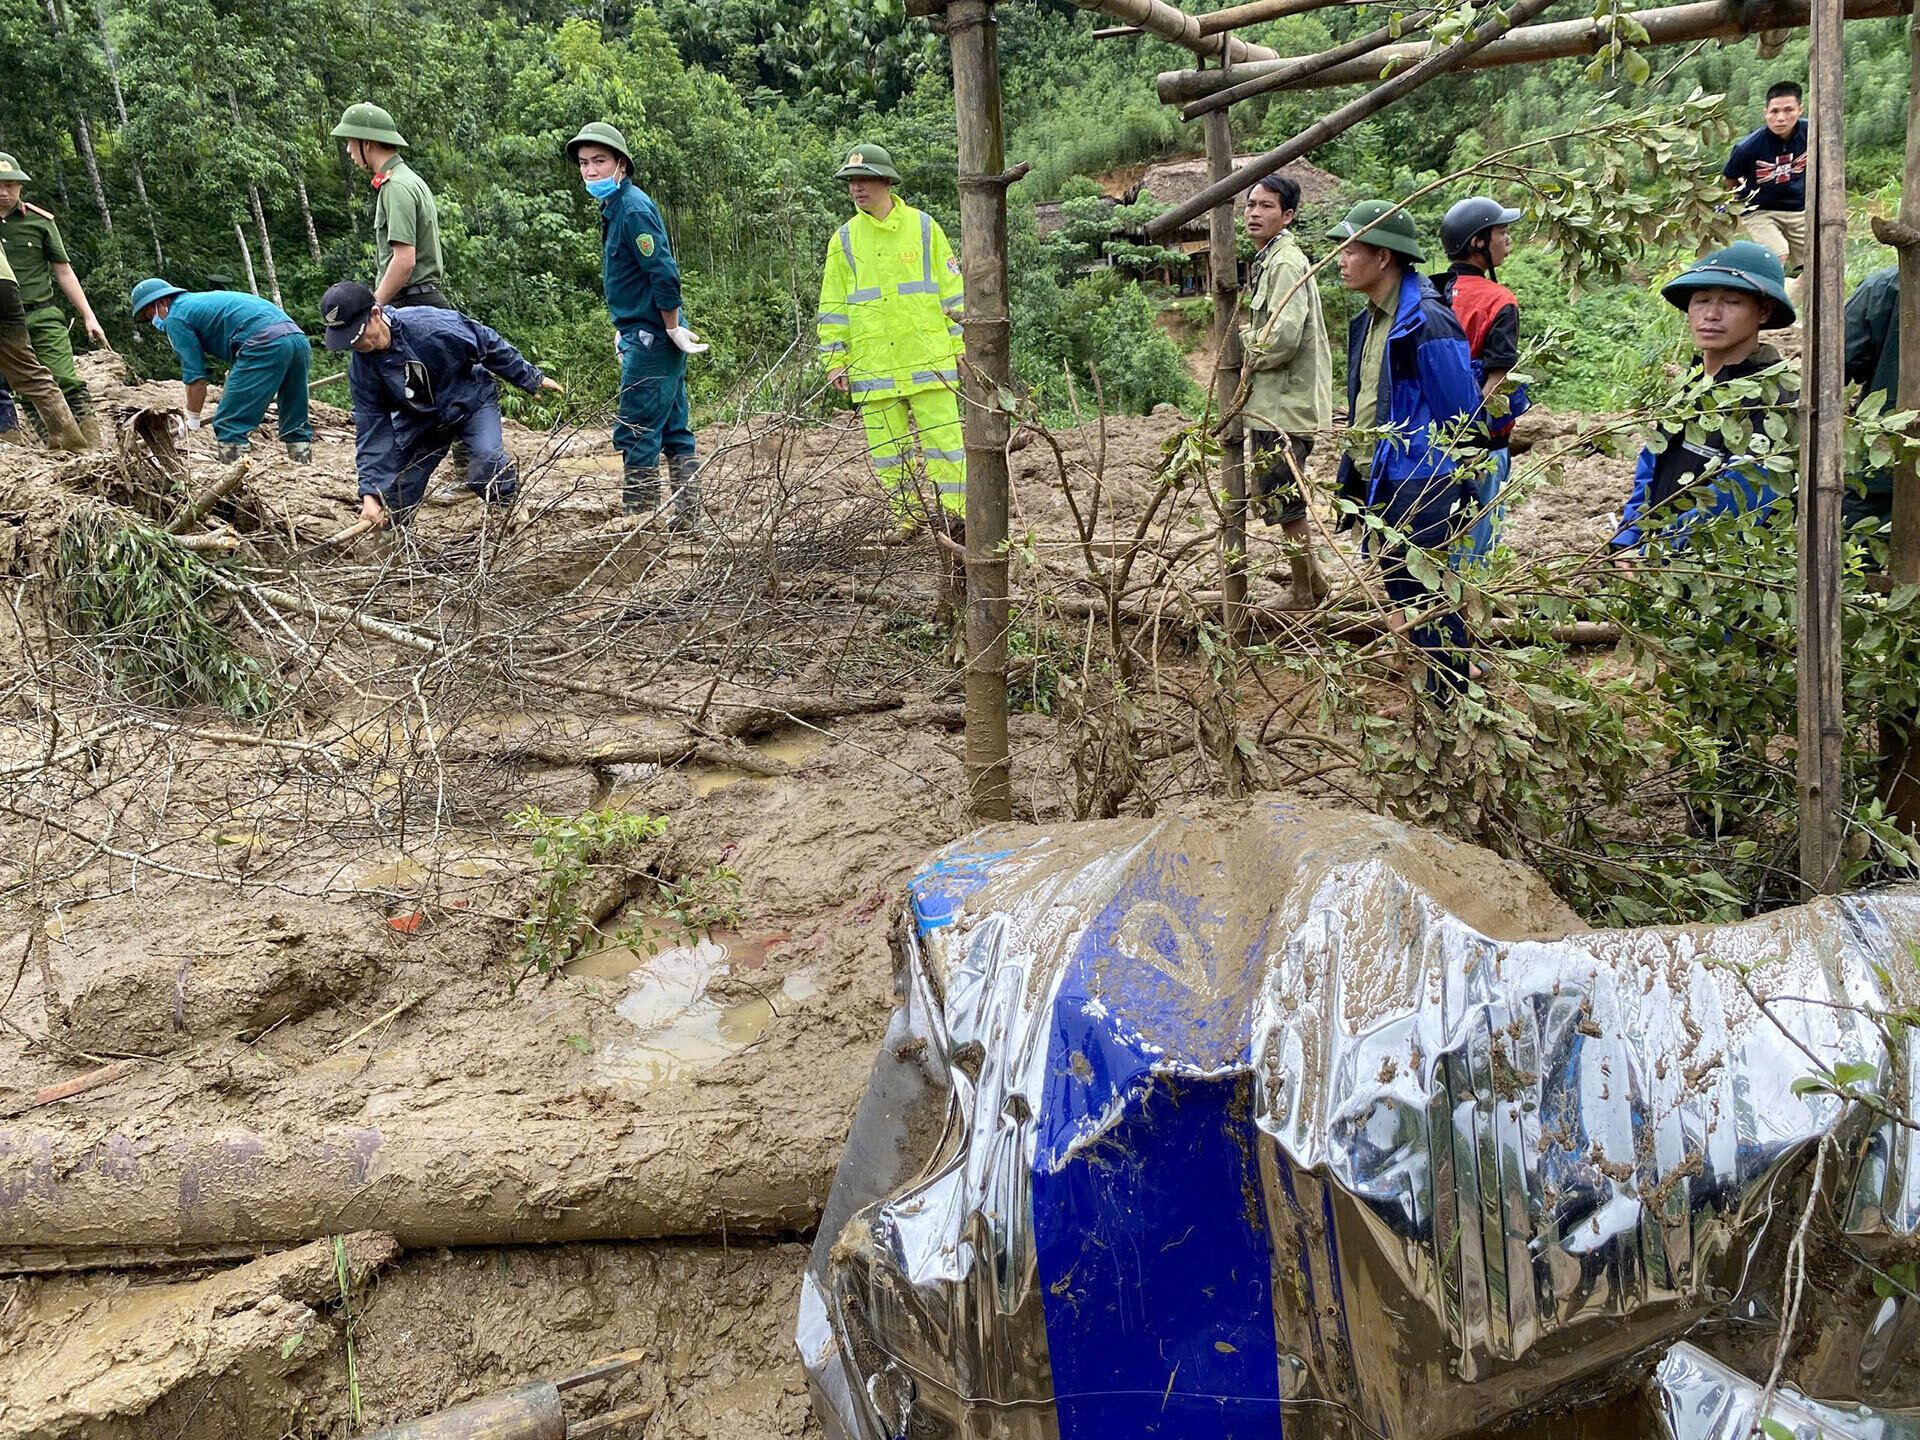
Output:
[320, 279, 563, 527]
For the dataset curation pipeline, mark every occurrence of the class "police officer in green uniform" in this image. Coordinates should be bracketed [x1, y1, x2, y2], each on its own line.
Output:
[330, 104, 448, 311]
[0, 152, 109, 445]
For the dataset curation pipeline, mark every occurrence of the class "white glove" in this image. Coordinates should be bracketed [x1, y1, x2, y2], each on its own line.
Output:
[183, 410, 202, 432]
[667, 325, 709, 355]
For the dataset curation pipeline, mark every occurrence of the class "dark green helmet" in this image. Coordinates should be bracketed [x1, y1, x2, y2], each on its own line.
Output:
[0, 153, 29, 183]
[836, 143, 900, 182]
[565, 121, 632, 169]
[1327, 199, 1425, 262]
[1661, 241, 1796, 328]
[330, 102, 408, 149]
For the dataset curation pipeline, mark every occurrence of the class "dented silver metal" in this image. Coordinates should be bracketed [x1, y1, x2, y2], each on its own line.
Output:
[800, 803, 1920, 1440]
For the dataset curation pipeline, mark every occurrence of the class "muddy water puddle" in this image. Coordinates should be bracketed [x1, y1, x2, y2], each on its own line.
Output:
[606, 726, 831, 806]
[589, 936, 818, 1095]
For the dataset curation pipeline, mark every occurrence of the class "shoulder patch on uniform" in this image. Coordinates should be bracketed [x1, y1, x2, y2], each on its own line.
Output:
[22, 203, 54, 221]
[637, 233, 655, 258]
[946, 256, 960, 275]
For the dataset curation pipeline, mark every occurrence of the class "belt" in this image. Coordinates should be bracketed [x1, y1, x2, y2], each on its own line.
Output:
[238, 319, 305, 350]
[398, 282, 443, 297]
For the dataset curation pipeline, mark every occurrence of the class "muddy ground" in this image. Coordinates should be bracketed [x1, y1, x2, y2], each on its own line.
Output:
[0, 355, 1645, 1438]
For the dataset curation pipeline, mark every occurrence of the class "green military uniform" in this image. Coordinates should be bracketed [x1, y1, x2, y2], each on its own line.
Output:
[0, 157, 94, 422]
[0, 233, 85, 449]
[372, 155, 445, 299]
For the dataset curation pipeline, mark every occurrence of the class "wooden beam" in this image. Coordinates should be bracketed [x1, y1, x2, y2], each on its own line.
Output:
[1145, 0, 1562, 241]
[1205, 110, 1250, 638]
[1070, 0, 1279, 61]
[950, 0, 1016, 821]
[1798, 0, 1847, 893]
[1157, 0, 1908, 102]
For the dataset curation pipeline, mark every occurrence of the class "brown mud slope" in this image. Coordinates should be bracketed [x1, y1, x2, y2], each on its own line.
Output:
[0, 356, 1635, 1437]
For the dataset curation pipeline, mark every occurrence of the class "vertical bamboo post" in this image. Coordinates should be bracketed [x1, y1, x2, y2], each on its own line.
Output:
[1204, 109, 1249, 637]
[1873, 11, 1920, 828]
[949, 0, 1015, 820]
[1798, 0, 1847, 894]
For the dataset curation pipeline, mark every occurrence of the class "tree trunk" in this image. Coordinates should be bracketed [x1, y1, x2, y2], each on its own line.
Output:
[949, 0, 1015, 821]
[295, 176, 323, 267]
[1797, 0, 1846, 894]
[248, 184, 282, 308]
[43, 0, 112, 234]
[235, 222, 259, 295]
[91, 0, 159, 267]
[1205, 110, 1248, 641]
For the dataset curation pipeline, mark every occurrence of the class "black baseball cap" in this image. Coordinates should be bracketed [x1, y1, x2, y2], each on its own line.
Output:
[320, 280, 379, 350]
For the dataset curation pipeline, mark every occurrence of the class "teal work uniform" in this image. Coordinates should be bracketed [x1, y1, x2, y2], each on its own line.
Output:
[0, 200, 93, 419]
[160, 291, 312, 447]
[599, 177, 694, 470]
[373, 155, 445, 299]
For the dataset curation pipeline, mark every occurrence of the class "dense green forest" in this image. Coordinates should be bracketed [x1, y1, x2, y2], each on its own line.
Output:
[0, 0, 1910, 419]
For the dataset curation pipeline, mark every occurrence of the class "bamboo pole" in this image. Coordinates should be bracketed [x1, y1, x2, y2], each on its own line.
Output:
[1158, 0, 1907, 101]
[1182, 15, 1428, 119]
[950, 0, 1015, 821]
[1798, 0, 1847, 893]
[1196, 0, 1360, 33]
[1204, 111, 1249, 637]
[1068, 0, 1278, 61]
[1144, 0, 1561, 241]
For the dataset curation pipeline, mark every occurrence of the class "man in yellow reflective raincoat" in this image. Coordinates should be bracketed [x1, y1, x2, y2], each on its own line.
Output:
[817, 143, 966, 528]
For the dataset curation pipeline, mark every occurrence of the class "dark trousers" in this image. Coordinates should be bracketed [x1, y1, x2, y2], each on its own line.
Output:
[615, 327, 695, 470]
[1370, 480, 1470, 696]
[390, 283, 453, 311]
[1246, 431, 1312, 525]
[382, 403, 516, 520]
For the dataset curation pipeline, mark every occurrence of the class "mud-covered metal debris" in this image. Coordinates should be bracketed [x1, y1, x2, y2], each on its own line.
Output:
[799, 801, 1920, 1439]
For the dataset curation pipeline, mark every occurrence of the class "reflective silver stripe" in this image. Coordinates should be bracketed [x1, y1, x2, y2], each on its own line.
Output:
[850, 376, 895, 394]
[924, 448, 967, 463]
[816, 312, 849, 326]
[942, 294, 964, 312]
[871, 453, 908, 469]
[818, 341, 847, 354]
[936, 481, 966, 495]
[920, 212, 933, 284]
[896, 281, 940, 295]
[947, 325, 963, 338]
[847, 287, 883, 302]
[838, 224, 856, 277]
[911, 369, 959, 385]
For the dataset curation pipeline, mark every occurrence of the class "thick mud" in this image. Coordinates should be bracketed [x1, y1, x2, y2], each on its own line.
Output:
[0, 358, 1642, 1437]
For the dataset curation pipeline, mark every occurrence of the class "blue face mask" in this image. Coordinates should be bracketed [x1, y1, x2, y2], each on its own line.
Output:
[584, 175, 622, 200]
[150, 313, 167, 331]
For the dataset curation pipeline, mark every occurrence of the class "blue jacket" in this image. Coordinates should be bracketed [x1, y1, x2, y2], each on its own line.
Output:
[599, 178, 682, 336]
[1612, 345, 1793, 551]
[1335, 271, 1483, 534]
[162, 291, 303, 384]
[348, 305, 545, 502]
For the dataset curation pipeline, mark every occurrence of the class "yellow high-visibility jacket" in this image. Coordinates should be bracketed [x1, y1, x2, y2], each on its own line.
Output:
[817, 202, 964, 401]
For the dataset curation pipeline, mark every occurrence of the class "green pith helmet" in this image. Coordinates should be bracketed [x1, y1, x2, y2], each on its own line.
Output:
[0, 153, 29, 183]
[1661, 240, 1796, 329]
[836, 143, 900, 182]
[565, 121, 632, 169]
[130, 277, 188, 319]
[1327, 199, 1425, 262]
[330, 102, 408, 149]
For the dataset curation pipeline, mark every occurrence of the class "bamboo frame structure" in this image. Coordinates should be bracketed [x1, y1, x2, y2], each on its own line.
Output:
[1205, 111, 1251, 636]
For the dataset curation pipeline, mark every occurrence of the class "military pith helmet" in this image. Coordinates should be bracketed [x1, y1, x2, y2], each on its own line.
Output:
[1661, 241, 1796, 329]
[330, 102, 409, 149]
[1440, 196, 1522, 260]
[836, 143, 900, 182]
[1328, 199, 1425, 262]
[130, 277, 188, 319]
[565, 122, 632, 169]
[0, 153, 29, 183]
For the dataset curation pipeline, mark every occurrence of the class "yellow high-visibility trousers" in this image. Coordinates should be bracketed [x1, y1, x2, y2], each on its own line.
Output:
[859, 386, 966, 522]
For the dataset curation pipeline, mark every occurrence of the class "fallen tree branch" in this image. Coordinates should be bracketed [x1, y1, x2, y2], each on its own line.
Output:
[163, 460, 249, 535]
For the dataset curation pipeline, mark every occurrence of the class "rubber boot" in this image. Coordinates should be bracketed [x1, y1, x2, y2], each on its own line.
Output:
[666, 453, 702, 533]
[1284, 549, 1330, 608]
[0, 425, 29, 449]
[286, 440, 312, 465]
[623, 462, 660, 518]
[77, 413, 104, 448]
[217, 440, 248, 464]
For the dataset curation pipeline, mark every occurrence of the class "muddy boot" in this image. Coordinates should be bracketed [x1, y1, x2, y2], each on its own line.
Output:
[1284, 548, 1330, 608]
[217, 440, 248, 464]
[666, 453, 702, 533]
[623, 462, 660, 518]
[76, 413, 104, 448]
[286, 440, 312, 465]
[0, 425, 29, 449]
